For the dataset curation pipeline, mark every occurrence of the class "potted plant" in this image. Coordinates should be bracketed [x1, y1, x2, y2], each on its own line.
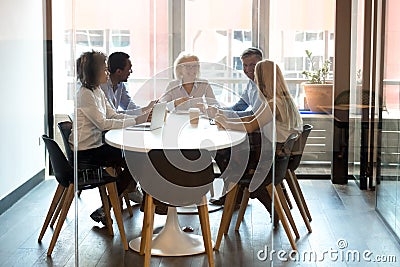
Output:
[301, 49, 333, 113]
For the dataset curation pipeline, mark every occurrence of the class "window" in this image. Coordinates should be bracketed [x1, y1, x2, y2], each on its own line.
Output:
[111, 30, 130, 47]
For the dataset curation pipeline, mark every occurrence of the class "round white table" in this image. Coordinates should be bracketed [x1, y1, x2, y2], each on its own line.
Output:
[105, 113, 247, 256]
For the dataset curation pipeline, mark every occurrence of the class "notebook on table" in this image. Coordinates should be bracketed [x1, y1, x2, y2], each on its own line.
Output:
[127, 102, 167, 131]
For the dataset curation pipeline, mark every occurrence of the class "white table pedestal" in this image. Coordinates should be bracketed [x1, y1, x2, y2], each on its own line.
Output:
[129, 207, 214, 256]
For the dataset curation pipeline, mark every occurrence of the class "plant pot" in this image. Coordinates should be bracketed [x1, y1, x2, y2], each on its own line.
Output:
[302, 83, 333, 113]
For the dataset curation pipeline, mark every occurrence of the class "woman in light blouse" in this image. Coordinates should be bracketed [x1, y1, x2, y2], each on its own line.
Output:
[160, 51, 219, 111]
[216, 59, 302, 142]
[215, 59, 302, 225]
[69, 50, 148, 224]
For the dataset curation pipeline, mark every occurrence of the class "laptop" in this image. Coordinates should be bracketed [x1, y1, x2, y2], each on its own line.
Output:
[127, 102, 167, 131]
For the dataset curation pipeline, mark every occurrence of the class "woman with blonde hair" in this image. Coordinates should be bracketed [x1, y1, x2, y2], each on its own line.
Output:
[160, 51, 218, 111]
[216, 59, 302, 140]
[215, 59, 302, 225]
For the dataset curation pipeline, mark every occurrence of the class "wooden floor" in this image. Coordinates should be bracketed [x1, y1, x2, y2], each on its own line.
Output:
[1, 178, 400, 267]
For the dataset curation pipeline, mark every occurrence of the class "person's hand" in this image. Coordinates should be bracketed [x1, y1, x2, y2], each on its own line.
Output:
[143, 99, 158, 113]
[206, 105, 218, 118]
[147, 99, 157, 108]
[174, 97, 190, 107]
[135, 112, 150, 125]
[214, 114, 228, 130]
[145, 108, 153, 122]
[195, 102, 205, 113]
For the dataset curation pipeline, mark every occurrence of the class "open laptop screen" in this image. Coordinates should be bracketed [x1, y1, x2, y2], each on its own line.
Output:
[127, 102, 167, 131]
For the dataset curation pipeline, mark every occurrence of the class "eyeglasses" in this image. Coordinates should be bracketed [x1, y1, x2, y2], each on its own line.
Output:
[183, 63, 200, 70]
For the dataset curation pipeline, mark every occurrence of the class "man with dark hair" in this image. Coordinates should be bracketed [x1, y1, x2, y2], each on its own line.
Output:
[100, 52, 156, 114]
[99, 52, 156, 206]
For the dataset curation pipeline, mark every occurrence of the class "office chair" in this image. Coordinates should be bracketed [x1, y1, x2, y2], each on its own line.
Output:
[38, 135, 128, 256]
[284, 124, 313, 229]
[57, 121, 133, 217]
[215, 133, 299, 251]
[137, 149, 215, 267]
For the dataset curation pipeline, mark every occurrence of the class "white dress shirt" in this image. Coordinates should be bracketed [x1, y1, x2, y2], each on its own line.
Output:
[69, 86, 137, 151]
[160, 78, 219, 111]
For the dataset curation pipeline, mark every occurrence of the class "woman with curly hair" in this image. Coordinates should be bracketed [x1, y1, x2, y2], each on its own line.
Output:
[70, 50, 149, 224]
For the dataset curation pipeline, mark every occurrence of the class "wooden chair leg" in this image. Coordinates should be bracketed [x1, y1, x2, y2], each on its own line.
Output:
[140, 194, 153, 255]
[107, 182, 128, 250]
[47, 184, 75, 256]
[141, 194, 155, 267]
[281, 182, 293, 209]
[234, 187, 250, 231]
[122, 190, 133, 217]
[99, 186, 113, 236]
[50, 188, 67, 228]
[266, 184, 297, 251]
[289, 170, 312, 221]
[139, 194, 150, 255]
[38, 184, 65, 242]
[198, 196, 215, 267]
[285, 170, 312, 232]
[275, 183, 300, 239]
[214, 183, 238, 251]
[223, 184, 239, 235]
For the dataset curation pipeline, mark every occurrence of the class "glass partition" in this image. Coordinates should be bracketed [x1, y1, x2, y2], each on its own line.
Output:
[269, 0, 335, 176]
[348, 0, 365, 187]
[49, 0, 383, 264]
[185, 0, 252, 106]
[376, 0, 400, 238]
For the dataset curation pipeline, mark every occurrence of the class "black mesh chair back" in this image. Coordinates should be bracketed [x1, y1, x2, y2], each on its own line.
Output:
[42, 135, 73, 188]
[145, 149, 215, 206]
[42, 135, 116, 190]
[264, 133, 298, 186]
[287, 124, 313, 171]
[148, 149, 214, 187]
[57, 121, 73, 162]
[240, 133, 298, 188]
[40, 135, 128, 255]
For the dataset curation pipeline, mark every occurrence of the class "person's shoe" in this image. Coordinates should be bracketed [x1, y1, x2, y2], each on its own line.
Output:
[128, 187, 143, 204]
[209, 196, 225, 206]
[155, 204, 168, 215]
[90, 207, 108, 226]
[139, 200, 168, 215]
[182, 226, 194, 233]
[210, 195, 242, 208]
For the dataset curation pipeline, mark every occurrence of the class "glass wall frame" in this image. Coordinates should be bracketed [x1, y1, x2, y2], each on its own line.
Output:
[376, 0, 400, 240]
[48, 0, 373, 264]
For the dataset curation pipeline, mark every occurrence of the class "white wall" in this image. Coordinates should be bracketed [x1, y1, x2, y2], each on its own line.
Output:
[0, 0, 45, 199]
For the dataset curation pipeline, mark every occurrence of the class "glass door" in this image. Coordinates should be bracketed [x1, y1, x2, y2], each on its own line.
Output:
[269, 0, 335, 177]
[348, 0, 365, 188]
[376, 0, 400, 237]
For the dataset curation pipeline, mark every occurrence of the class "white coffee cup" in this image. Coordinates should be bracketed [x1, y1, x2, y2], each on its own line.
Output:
[189, 107, 200, 125]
